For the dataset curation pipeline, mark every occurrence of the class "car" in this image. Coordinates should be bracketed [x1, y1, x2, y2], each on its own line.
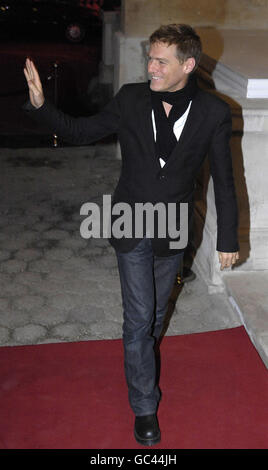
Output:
[0, 0, 102, 43]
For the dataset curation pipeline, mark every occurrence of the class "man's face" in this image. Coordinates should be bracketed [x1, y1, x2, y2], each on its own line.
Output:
[148, 41, 194, 92]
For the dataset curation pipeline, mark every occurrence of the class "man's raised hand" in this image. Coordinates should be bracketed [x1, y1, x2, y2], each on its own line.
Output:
[23, 58, 45, 109]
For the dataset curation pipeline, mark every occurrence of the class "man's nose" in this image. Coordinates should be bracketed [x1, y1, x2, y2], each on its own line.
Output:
[148, 59, 158, 74]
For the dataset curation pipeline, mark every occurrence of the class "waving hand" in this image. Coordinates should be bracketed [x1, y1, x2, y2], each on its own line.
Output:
[23, 58, 45, 109]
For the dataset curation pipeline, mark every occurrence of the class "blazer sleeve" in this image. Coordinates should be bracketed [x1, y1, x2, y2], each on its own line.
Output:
[208, 104, 239, 253]
[22, 86, 124, 145]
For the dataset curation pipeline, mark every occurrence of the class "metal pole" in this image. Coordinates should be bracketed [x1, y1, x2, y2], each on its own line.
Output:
[53, 62, 59, 147]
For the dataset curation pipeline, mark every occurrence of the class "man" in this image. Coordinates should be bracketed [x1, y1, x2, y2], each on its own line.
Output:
[23, 24, 239, 446]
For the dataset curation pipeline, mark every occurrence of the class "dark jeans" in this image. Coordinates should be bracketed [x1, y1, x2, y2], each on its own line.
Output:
[116, 238, 184, 416]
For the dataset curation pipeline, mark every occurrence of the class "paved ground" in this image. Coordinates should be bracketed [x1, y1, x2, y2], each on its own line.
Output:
[0, 142, 242, 347]
[224, 271, 268, 368]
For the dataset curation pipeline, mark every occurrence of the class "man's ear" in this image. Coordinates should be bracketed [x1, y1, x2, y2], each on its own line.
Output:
[183, 57, 196, 75]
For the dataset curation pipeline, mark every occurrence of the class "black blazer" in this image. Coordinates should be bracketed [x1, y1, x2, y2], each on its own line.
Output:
[24, 81, 239, 256]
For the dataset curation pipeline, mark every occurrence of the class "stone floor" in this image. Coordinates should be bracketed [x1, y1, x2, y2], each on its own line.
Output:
[0, 143, 242, 347]
[224, 271, 268, 368]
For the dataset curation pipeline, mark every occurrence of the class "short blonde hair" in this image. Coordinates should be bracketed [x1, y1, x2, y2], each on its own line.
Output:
[149, 24, 202, 71]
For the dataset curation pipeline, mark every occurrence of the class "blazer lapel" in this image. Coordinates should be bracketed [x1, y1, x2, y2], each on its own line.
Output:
[137, 84, 159, 163]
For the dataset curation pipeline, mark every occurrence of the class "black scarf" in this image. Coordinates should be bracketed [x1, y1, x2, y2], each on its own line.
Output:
[150, 74, 198, 163]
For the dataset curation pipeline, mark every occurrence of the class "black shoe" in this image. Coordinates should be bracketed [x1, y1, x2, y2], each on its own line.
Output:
[182, 266, 196, 283]
[134, 414, 161, 446]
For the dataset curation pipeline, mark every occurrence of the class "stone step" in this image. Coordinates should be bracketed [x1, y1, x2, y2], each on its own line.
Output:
[223, 271, 268, 368]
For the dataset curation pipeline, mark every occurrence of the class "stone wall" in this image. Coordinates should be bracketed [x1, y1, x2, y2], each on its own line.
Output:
[122, 0, 268, 36]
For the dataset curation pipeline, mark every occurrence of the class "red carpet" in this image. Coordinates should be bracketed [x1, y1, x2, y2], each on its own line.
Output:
[0, 326, 267, 449]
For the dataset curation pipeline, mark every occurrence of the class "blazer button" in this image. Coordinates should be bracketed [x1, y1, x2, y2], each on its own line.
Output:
[158, 174, 166, 180]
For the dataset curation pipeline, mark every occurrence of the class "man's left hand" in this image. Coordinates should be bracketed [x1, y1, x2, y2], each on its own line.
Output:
[218, 251, 239, 270]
